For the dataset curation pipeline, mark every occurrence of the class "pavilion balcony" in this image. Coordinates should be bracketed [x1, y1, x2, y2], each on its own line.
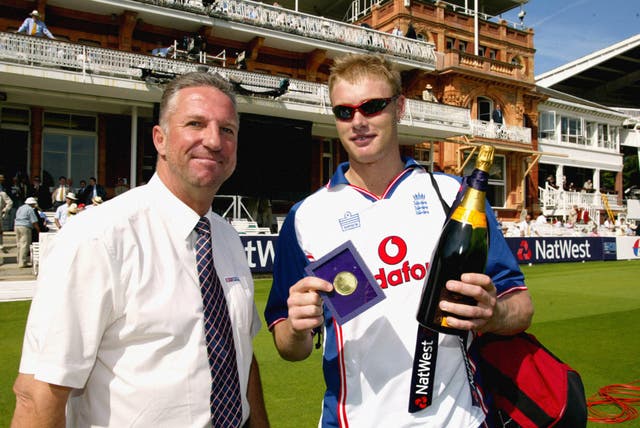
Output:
[128, 0, 438, 68]
[470, 119, 531, 144]
[0, 32, 469, 142]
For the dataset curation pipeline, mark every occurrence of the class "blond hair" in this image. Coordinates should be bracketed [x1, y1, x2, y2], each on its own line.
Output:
[328, 54, 402, 98]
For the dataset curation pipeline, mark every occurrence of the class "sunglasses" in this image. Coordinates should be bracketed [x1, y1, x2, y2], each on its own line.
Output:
[332, 96, 398, 121]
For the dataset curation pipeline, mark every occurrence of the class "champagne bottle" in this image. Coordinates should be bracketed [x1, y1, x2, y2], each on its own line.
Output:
[416, 145, 494, 335]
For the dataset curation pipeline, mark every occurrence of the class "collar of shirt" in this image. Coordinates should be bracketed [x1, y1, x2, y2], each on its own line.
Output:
[147, 174, 212, 242]
[327, 156, 422, 189]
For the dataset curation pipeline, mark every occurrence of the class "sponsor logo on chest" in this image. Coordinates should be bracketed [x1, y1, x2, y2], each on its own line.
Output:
[374, 236, 429, 289]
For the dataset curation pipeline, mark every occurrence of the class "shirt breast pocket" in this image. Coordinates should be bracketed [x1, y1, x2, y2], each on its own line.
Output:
[223, 275, 253, 332]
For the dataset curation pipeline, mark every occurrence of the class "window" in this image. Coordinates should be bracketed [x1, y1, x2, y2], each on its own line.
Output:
[458, 40, 467, 52]
[42, 112, 97, 183]
[477, 97, 492, 122]
[1, 107, 30, 126]
[586, 121, 596, 145]
[478, 45, 486, 57]
[488, 49, 497, 60]
[463, 152, 506, 207]
[597, 123, 613, 149]
[44, 112, 96, 131]
[446, 37, 454, 50]
[42, 133, 97, 185]
[414, 144, 432, 168]
[539, 111, 556, 140]
[560, 116, 584, 145]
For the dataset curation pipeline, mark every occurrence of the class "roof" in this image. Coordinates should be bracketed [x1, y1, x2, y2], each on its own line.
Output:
[275, 0, 527, 22]
[536, 34, 640, 109]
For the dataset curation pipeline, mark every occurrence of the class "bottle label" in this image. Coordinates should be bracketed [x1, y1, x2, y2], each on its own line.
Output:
[450, 207, 487, 228]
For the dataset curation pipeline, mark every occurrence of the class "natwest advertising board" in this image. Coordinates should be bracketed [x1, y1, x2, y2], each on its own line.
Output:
[505, 237, 617, 264]
[616, 237, 640, 260]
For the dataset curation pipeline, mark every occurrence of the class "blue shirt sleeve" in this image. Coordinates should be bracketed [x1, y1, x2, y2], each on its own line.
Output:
[485, 201, 525, 294]
[264, 202, 309, 328]
[17, 18, 30, 33]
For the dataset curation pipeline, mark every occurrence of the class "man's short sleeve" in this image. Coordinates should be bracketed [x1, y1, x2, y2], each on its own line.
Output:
[264, 204, 309, 329]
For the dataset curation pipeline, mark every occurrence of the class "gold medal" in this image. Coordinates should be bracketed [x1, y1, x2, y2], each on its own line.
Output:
[333, 271, 358, 296]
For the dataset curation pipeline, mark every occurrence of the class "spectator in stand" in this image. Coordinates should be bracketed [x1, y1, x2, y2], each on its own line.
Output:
[561, 175, 569, 191]
[518, 214, 538, 237]
[28, 176, 51, 210]
[51, 176, 69, 210]
[535, 212, 547, 225]
[76, 179, 88, 204]
[545, 175, 558, 189]
[114, 177, 129, 196]
[31, 200, 49, 243]
[568, 205, 579, 226]
[17, 10, 55, 39]
[0, 175, 14, 256]
[421, 83, 438, 103]
[85, 177, 107, 205]
[84, 196, 103, 210]
[10, 176, 27, 207]
[54, 192, 77, 229]
[391, 24, 403, 36]
[582, 179, 593, 192]
[492, 104, 504, 124]
[14, 197, 40, 268]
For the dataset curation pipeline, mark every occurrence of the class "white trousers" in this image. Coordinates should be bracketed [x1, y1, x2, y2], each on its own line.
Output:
[15, 226, 32, 267]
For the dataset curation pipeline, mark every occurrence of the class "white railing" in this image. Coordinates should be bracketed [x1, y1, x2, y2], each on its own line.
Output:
[0, 33, 221, 78]
[0, 32, 468, 130]
[470, 119, 531, 143]
[133, 0, 437, 65]
[538, 186, 623, 217]
[404, 99, 470, 128]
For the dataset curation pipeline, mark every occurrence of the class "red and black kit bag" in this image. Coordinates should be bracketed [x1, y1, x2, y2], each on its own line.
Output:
[475, 332, 587, 428]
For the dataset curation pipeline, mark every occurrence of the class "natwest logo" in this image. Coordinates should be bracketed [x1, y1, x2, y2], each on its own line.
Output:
[374, 236, 429, 289]
[517, 240, 532, 261]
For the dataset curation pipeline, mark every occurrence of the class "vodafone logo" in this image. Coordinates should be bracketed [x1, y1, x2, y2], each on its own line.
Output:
[374, 236, 429, 289]
[517, 240, 532, 261]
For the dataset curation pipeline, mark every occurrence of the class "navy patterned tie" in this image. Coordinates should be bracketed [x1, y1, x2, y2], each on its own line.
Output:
[194, 217, 243, 427]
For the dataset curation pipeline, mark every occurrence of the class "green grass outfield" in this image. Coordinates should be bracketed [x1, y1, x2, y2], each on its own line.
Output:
[1, 260, 639, 427]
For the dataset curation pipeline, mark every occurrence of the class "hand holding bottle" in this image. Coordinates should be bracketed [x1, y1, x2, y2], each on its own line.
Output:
[435, 272, 498, 333]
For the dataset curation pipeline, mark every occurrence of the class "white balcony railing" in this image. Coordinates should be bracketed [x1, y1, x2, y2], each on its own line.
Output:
[0, 33, 468, 130]
[470, 119, 531, 144]
[538, 186, 623, 218]
[133, 0, 437, 65]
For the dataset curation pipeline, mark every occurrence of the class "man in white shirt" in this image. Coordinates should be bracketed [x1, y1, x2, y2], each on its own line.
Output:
[12, 72, 269, 427]
[50, 176, 69, 210]
[53, 192, 77, 229]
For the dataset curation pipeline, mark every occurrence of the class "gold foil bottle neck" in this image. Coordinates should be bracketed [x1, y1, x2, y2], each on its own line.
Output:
[475, 145, 495, 173]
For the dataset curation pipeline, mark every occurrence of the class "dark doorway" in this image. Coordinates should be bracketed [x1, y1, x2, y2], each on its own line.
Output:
[0, 129, 29, 182]
[220, 113, 313, 199]
[216, 113, 313, 223]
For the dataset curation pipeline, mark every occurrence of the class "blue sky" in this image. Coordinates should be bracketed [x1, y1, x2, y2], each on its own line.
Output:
[501, 0, 640, 76]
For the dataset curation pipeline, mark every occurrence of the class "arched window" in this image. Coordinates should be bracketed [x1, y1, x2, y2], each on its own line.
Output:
[477, 97, 493, 122]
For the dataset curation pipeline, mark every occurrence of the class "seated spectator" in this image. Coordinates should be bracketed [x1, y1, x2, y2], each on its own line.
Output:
[17, 10, 55, 39]
[114, 177, 129, 196]
[545, 175, 558, 189]
[582, 179, 594, 192]
[422, 84, 438, 103]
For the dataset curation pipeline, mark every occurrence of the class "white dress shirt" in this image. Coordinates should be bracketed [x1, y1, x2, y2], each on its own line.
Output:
[19, 174, 260, 427]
